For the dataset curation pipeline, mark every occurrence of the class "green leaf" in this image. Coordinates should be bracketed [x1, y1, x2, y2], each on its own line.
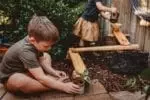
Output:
[82, 69, 91, 84]
[141, 68, 150, 81]
[126, 77, 136, 87]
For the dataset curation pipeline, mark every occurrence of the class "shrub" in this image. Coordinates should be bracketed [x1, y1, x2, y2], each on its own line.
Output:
[0, 0, 85, 60]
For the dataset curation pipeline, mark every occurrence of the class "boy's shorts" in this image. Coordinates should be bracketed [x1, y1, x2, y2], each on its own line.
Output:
[73, 17, 100, 42]
[0, 77, 8, 89]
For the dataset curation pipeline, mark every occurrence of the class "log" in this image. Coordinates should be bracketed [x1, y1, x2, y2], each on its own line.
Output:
[68, 50, 86, 74]
[111, 23, 130, 45]
[70, 44, 140, 53]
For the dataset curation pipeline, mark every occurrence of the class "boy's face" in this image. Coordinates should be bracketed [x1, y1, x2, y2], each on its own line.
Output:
[34, 41, 53, 52]
[29, 37, 54, 52]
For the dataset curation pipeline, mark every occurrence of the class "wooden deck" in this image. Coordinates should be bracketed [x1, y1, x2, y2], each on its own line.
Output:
[0, 79, 111, 100]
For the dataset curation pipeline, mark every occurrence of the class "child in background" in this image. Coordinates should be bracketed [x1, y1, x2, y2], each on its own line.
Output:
[73, 0, 117, 46]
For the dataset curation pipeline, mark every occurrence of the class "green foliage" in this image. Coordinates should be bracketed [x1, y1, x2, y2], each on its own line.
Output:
[140, 69, 150, 96]
[80, 69, 91, 84]
[0, 0, 85, 60]
[140, 68, 150, 81]
[144, 85, 150, 94]
[50, 44, 67, 60]
[125, 75, 150, 93]
[126, 77, 137, 88]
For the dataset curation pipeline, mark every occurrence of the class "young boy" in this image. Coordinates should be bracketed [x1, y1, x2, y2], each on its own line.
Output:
[73, 0, 117, 46]
[0, 15, 81, 94]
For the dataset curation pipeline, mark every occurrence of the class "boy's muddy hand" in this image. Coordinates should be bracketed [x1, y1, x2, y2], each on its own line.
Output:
[58, 75, 70, 82]
[55, 70, 67, 78]
[62, 82, 81, 94]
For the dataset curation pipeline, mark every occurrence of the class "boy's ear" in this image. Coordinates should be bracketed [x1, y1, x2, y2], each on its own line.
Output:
[28, 36, 36, 44]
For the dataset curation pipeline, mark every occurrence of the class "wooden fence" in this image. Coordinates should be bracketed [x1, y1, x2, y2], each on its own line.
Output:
[102, 0, 150, 52]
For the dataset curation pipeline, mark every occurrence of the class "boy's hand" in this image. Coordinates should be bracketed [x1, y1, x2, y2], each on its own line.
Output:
[111, 7, 117, 13]
[62, 82, 81, 94]
[58, 75, 70, 82]
[54, 70, 67, 78]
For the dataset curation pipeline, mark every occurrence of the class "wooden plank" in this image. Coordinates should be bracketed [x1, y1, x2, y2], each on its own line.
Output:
[130, 13, 137, 43]
[135, 16, 150, 51]
[71, 44, 139, 52]
[113, 31, 130, 45]
[111, 23, 130, 45]
[28, 96, 41, 100]
[84, 79, 107, 95]
[0, 84, 7, 99]
[110, 91, 150, 100]
[1, 80, 109, 100]
[40, 90, 74, 100]
[41, 95, 74, 100]
[75, 94, 111, 100]
[144, 28, 150, 52]
[40, 79, 108, 100]
[49, 97, 74, 100]
[137, 25, 146, 50]
[124, 0, 132, 35]
[68, 50, 86, 74]
[1, 92, 30, 100]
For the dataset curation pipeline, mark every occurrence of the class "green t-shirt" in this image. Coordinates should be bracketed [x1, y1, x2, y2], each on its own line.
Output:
[0, 36, 43, 83]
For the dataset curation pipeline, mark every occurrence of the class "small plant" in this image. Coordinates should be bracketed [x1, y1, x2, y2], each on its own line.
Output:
[125, 77, 137, 88]
[82, 69, 91, 84]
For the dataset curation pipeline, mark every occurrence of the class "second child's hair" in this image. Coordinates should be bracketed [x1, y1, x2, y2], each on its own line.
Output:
[28, 15, 59, 43]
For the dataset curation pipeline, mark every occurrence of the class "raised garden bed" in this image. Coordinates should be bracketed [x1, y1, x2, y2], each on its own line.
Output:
[52, 51, 149, 93]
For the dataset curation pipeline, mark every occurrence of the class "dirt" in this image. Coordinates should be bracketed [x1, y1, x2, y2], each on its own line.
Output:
[52, 51, 149, 92]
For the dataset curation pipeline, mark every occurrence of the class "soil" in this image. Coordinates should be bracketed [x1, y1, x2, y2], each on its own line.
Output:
[52, 51, 149, 92]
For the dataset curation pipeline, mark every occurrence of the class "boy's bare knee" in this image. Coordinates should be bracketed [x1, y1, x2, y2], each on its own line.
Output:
[7, 73, 28, 90]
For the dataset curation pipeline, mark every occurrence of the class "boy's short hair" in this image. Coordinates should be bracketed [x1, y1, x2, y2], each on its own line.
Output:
[28, 15, 59, 42]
